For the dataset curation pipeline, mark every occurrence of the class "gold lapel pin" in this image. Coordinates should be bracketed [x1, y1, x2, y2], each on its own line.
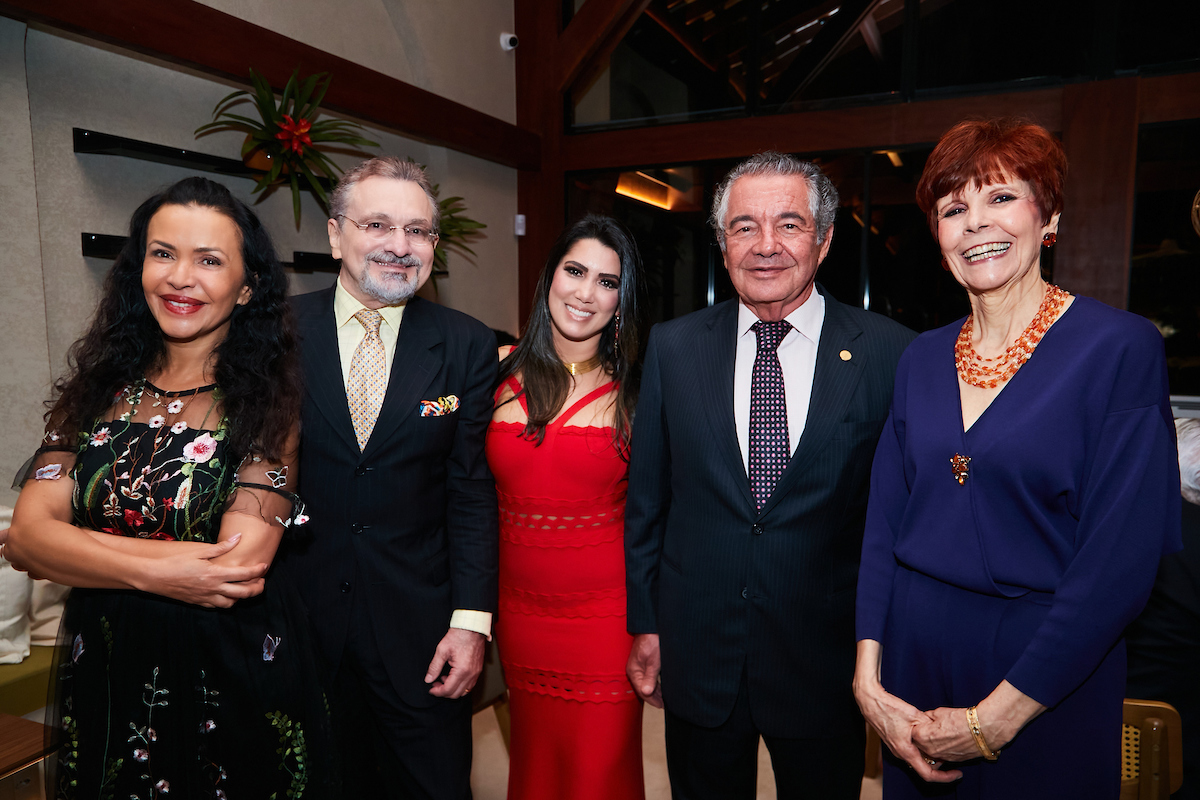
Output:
[839, 350, 852, 361]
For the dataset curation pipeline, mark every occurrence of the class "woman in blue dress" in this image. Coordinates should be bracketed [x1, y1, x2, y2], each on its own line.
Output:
[853, 119, 1180, 798]
[7, 177, 334, 798]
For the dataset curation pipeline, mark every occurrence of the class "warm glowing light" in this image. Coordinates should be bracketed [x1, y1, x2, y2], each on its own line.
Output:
[617, 172, 671, 209]
[873, 149, 904, 167]
[852, 212, 879, 235]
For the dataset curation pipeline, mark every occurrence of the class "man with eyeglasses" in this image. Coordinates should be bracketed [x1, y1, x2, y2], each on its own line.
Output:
[624, 152, 915, 799]
[281, 156, 498, 798]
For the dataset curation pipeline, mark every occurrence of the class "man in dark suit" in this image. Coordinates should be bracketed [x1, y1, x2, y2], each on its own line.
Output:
[625, 152, 915, 799]
[284, 157, 498, 799]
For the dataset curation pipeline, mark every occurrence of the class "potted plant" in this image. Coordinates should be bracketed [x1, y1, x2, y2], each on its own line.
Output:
[195, 68, 378, 227]
[427, 176, 487, 275]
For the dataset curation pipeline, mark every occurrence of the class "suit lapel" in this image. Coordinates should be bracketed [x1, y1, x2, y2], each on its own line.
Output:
[301, 288, 359, 453]
[759, 287, 864, 517]
[361, 297, 439, 461]
[698, 301, 757, 510]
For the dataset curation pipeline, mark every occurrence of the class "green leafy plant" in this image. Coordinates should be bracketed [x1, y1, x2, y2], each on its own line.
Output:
[196, 68, 378, 227]
[404, 159, 487, 276]
[432, 187, 487, 274]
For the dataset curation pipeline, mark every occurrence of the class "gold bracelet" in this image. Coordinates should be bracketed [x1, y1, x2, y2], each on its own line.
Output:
[966, 706, 999, 761]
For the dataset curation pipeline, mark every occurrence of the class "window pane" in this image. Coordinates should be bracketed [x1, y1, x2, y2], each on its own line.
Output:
[1115, 0, 1200, 73]
[1129, 119, 1200, 397]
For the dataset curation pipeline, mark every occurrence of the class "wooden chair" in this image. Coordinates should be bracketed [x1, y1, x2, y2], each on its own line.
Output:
[1121, 698, 1184, 800]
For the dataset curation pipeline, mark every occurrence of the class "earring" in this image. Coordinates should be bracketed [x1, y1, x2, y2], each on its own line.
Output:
[1042, 232, 1057, 247]
[613, 312, 621, 353]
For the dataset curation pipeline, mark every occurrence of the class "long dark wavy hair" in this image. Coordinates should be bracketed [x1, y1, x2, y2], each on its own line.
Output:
[46, 177, 300, 462]
[497, 214, 643, 458]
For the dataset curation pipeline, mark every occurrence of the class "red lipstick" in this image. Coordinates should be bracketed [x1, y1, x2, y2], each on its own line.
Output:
[160, 294, 204, 315]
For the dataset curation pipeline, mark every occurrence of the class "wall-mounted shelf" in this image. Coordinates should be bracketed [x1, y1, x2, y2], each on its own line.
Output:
[81, 233, 126, 260]
[81, 233, 340, 273]
[72, 128, 332, 190]
[75, 128, 255, 180]
[288, 251, 341, 274]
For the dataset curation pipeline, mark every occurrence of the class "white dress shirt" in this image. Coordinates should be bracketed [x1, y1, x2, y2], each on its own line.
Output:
[733, 290, 826, 473]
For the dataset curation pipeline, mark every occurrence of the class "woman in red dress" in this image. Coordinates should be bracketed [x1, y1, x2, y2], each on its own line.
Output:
[487, 214, 645, 800]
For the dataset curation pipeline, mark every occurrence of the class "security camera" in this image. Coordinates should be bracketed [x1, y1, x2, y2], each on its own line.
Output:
[500, 33, 519, 51]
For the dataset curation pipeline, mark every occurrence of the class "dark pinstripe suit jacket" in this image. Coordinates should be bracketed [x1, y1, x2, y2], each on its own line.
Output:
[624, 285, 915, 736]
[278, 288, 499, 707]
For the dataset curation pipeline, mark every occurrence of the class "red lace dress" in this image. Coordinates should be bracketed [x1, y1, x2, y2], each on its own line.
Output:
[486, 376, 644, 800]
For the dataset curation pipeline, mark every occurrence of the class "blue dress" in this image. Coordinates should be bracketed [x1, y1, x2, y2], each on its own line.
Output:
[856, 296, 1181, 799]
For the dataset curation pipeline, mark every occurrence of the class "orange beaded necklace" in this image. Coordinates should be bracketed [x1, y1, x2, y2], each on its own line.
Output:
[955, 283, 1070, 389]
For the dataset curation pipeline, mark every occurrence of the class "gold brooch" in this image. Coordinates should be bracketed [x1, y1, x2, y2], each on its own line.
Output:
[950, 453, 971, 485]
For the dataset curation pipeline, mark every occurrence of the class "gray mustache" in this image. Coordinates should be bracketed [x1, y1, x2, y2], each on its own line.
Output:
[367, 251, 422, 268]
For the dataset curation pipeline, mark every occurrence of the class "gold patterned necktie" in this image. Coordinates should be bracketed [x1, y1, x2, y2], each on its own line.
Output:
[348, 308, 386, 451]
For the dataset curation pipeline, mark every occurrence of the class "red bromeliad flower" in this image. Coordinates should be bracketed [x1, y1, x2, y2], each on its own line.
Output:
[275, 114, 312, 155]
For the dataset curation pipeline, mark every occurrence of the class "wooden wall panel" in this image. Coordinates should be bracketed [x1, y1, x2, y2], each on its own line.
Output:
[1057, 78, 1140, 308]
[1138, 72, 1200, 125]
[515, 0, 565, 328]
[0, 0, 540, 170]
[562, 88, 1064, 170]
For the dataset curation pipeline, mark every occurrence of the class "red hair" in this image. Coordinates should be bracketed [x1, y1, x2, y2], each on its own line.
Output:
[915, 118, 1067, 234]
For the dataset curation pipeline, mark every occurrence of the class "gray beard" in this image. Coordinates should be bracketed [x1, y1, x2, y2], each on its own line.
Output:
[358, 251, 422, 304]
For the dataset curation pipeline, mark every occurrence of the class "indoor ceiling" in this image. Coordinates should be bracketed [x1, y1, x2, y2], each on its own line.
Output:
[641, 0, 921, 107]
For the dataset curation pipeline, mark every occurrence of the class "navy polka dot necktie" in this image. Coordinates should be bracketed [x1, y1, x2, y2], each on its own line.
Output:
[749, 319, 791, 510]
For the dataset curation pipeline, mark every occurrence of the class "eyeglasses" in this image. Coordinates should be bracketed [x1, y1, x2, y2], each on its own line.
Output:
[338, 215, 439, 246]
[725, 222, 813, 243]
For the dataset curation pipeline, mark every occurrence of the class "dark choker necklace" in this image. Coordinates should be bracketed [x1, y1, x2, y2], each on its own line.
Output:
[563, 355, 603, 376]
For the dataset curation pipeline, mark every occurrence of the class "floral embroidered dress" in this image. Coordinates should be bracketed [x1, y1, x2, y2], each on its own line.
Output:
[23, 380, 335, 800]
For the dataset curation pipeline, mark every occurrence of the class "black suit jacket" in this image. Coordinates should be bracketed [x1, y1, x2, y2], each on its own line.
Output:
[281, 288, 499, 707]
[624, 286, 915, 736]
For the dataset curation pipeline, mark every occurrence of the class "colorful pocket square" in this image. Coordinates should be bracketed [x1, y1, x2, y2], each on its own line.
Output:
[420, 395, 460, 417]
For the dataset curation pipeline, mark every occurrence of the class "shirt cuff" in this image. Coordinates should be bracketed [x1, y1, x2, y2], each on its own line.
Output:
[450, 609, 492, 640]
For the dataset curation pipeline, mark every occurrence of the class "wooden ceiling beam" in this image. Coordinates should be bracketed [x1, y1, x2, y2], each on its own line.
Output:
[762, 0, 844, 38]
[0, 0, 541, 170]
[558, 0, 655, 92]
[765, 0, 883, 107]
[682, 0, 735, 27]
[700, 0, 838, 63]
[646, 4, 720, 72]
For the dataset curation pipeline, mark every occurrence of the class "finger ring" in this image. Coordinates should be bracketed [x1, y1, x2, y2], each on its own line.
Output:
[925, 758, 937, 766]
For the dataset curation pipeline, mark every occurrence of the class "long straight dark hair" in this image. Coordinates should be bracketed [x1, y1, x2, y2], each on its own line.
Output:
[46, 177, 300, 462]
[497, 214, 643, 458]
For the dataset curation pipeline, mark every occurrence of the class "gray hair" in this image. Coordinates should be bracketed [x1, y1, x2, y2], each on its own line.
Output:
[710, 152, 838, 250]
[329, 156, 441, 233]
[1177, 418, 1200, 505]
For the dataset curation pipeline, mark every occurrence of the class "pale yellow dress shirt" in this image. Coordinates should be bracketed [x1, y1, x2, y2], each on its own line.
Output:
[332, 276, 492, 638]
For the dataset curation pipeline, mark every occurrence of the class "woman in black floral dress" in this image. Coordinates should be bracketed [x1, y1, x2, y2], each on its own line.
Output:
[7, 177, 335, 798]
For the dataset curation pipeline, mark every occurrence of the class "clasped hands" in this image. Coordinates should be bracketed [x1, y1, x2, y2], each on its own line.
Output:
[140, 534, 269, 608]
[856, 682, 1024, 784]
[2, 528, 267, 609]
